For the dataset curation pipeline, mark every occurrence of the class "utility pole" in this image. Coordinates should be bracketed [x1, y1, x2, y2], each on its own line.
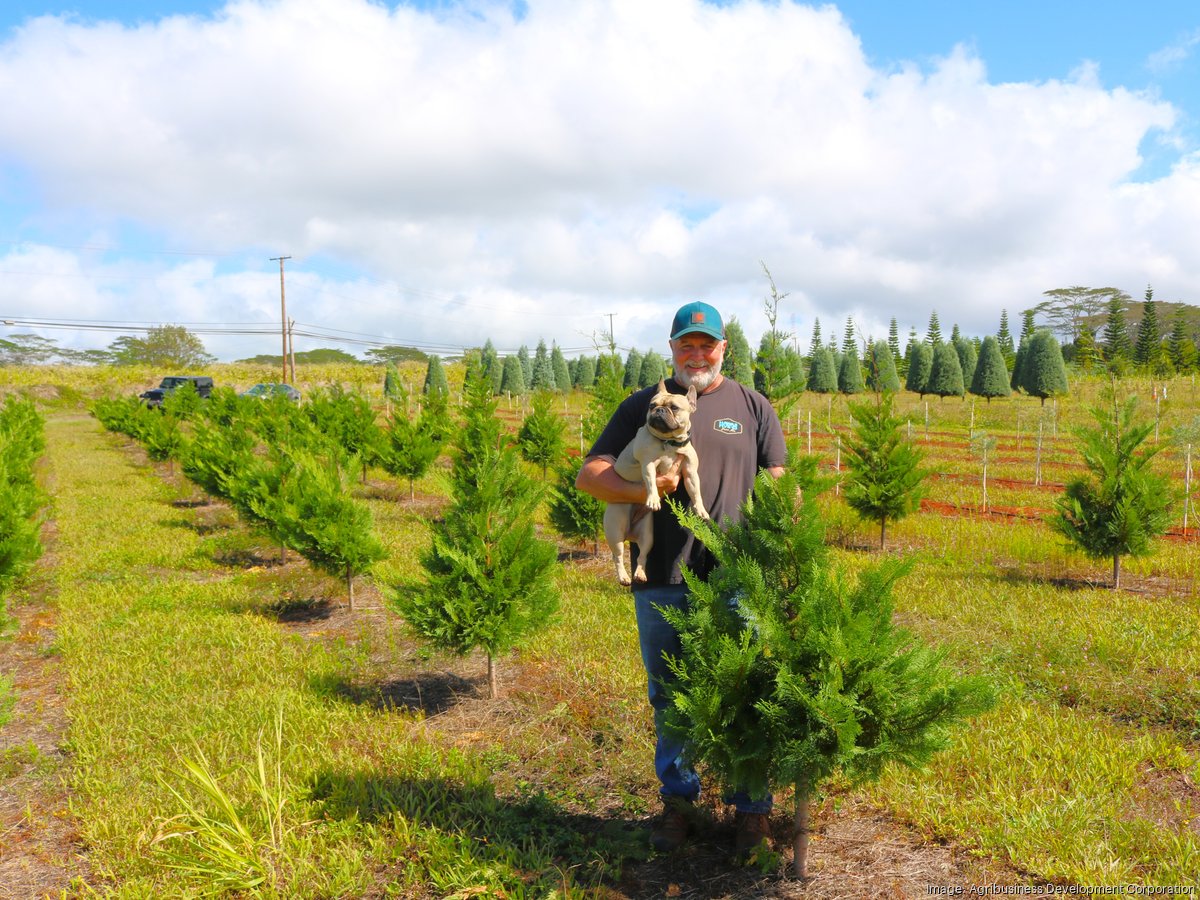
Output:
[270, 256, 292, 383]
[288, 318, 297, 383]
[606, 313, 616, 352]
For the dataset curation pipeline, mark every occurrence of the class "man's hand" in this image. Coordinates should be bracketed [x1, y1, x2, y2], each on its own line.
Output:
[577, 456, 681, 504]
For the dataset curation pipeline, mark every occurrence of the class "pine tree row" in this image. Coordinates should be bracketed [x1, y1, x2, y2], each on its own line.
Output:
[0, 396, 46, 621]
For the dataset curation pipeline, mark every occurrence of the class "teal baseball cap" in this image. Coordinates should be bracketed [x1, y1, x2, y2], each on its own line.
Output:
[670, 301, 724, 340]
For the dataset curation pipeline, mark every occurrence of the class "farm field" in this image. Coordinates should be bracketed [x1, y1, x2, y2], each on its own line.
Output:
[2, 364, 1200, 897]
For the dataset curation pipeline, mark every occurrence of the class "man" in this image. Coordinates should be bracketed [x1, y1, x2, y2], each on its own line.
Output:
[576, 301, 787, 857]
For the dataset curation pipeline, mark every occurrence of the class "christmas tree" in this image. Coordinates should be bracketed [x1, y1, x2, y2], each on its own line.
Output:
[663, 471, 995, 878]
[1050, 392, 1175, 589]
[842, 392, 928, 548]
[392, 361, 559, 697]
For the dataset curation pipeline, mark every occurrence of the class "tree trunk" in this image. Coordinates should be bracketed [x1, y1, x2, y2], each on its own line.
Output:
[1113, 554, 1121, 590]
[879, 519, 887, 550]
[347, 567, 355, 611]
[487, 653, 498, 699]
[279, 542, 287, 565]
[792, 784, 811, 879]
[409, 478, 415, 502]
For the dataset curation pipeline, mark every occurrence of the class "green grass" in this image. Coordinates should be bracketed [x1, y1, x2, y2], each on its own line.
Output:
[46, 414, 649, 897]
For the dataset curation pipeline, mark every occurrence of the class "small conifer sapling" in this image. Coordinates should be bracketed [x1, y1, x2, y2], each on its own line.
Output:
[663, 472, 995, 879]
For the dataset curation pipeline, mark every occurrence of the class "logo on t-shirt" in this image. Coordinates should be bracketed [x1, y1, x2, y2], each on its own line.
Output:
[713, 418, 743, 435]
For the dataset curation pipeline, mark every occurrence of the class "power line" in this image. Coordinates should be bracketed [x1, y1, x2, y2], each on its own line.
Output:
[0, 315, 596, 356]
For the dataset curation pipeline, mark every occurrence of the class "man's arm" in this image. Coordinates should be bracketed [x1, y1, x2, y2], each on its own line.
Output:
[576, 455, 682, 503]
[764, 465, 785, 479]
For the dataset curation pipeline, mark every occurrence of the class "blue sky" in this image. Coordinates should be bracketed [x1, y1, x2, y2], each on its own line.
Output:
[1, 0, 1198, 360]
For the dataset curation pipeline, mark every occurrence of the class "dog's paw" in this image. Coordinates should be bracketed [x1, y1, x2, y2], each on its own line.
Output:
[617, 572, 632, 586]
[694, 506, 711, 521]
[645, 495, 662, 511]
[633, 567, 648, 583]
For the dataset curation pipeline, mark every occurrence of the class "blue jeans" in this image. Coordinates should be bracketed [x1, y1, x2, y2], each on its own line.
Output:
[633, 584, 772, 815]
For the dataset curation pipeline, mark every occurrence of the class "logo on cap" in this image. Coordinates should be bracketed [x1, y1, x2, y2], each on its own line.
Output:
[691, 312, 706, 325]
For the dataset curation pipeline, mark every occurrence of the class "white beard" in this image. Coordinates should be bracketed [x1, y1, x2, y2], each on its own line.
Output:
[675, 359, 722, 392]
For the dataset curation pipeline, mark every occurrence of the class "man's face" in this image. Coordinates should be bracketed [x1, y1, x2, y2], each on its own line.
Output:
[670, 332, 726, 392]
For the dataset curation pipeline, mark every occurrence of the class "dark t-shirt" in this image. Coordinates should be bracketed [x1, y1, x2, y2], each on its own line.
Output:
[588, 377, 787, 588]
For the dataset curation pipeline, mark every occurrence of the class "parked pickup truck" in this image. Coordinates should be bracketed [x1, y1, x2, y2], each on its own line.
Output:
[139, 375, 214, 408]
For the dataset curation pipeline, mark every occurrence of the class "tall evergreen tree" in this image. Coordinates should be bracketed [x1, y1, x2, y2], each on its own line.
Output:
[622, 348, 643, 389]
[927, 342, 965, 399]
[904, 342, 933, 397]
[530, 339, 556, 391]
[925, 311, 942, 346]
[1050, 393, 1175, 588]
[887, 318, 902, 367]
[638, 350, 667, 388]
[1018, 309, 1037, 345]
[391, 362, 558, 696]
[500, 354, 527, 395]
[807, 318, 823, 360]
[838, 343, 865, 394]
[996, 310, 1015, 368]
[663, 470, 994, 878]
[516, 345, 533, 386]
[755, 330, 801, 402]
[785, 345, 807, 393]
[1072, 324, 1104, 374]
[950, 324, 961, 343]
[383, 364, 403, 403]
[807, 346, 838, 394]
[1167, 308, 1198, 373]
[480, 339, 500, 388]
[865, 340, 901, 393]
[843, 392, 929, 548]
[724, 318, 754, 385]
[969, 336, 1011, 402]
[423, 355, 450, 398]
[902, 343, 931, 396]
[1102, 297, 1133, 370]
[1019, 330, 1069, 406]
[841, 317, 857, 355]
[953, 337, 978, 388]
[1132, 286, 1160, 369]
[572, 355, 596, 389]
[1010, 330, 1031, 393]
[550, 344, 571, 393]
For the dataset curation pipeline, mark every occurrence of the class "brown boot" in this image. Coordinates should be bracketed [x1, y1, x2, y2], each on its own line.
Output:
[734, 810, 772, 860]
[650, 798, 691, 852]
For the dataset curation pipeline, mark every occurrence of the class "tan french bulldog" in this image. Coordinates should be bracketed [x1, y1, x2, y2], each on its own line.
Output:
[603, 380, 710, 585]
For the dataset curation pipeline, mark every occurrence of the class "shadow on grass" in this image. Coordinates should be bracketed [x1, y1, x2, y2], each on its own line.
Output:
[309, 770, 649, 892]
[268, 596, 334, 623]
[159, 515, 235, 537]
[557, 547, 601, 563]
[320, 671, 481, 716]
[308, 770, 786, 897]
[992, 566, 1103, 592]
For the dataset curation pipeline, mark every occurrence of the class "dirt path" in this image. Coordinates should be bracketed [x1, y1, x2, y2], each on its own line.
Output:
[0, 537, 89, 897]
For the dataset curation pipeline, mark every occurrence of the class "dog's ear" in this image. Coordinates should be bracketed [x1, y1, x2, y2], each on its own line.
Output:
[656, 379, 667, 394]
[686, 384, 697, 410]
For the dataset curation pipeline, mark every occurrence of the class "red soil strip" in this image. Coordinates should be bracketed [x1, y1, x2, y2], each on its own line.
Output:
[918, 498, 1200, 542]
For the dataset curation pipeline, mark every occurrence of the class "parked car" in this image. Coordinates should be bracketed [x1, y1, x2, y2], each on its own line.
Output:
[139, 375, 214, 408]
[241, 382, 301, 402]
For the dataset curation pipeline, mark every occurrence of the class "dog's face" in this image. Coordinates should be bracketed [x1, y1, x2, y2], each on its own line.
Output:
[645, 380, 697, 439]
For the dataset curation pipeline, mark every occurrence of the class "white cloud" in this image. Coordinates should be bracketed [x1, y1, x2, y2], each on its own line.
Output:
[1147, 28, 1200, 75]
[0, 0, 1195, 360]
